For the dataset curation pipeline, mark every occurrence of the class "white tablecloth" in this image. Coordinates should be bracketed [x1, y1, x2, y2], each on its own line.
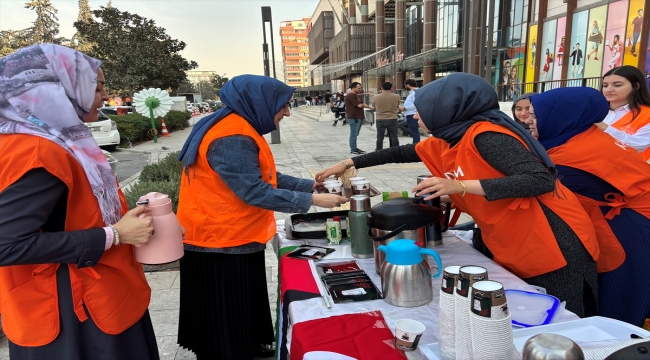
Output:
[275, 220, 579, 359]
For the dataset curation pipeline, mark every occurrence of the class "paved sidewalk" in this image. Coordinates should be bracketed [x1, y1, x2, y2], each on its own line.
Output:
[0, 109, 473, 359]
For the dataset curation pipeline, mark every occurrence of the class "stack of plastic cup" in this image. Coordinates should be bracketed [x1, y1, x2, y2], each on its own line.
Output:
[469, 280, 514, 360]
[455, 266, 488, 360]
[438, 266, 461, 360]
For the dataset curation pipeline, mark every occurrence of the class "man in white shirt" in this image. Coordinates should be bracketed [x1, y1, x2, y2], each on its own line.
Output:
[399, 79, 420, 143]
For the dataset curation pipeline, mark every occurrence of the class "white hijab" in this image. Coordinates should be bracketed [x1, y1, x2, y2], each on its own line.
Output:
[0, 44, 122, 225]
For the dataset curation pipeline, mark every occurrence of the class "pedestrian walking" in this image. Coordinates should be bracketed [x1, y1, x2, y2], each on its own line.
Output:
[345, 82, 374, 154]
[373, 82, 400, 150]
[323, 90, 332, 108]
[400, 79, 420, 143]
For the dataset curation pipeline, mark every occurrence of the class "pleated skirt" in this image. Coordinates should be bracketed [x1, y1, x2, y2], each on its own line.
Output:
[177, 249, 275, 360]
[9, 265, 159, 360]
[598, 208, 650, 327]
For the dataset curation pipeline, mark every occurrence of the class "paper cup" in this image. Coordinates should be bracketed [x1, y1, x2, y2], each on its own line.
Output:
[349, 177, 366, 183]
[323, 179, 342, 185]
[456, 266, 488, 298]
[471, 280, 509, 320]
[352, 180, 371, 195]
[441, 265, 461, 295]
[325, 183, 343, 195]
[395, 319, 426, 351]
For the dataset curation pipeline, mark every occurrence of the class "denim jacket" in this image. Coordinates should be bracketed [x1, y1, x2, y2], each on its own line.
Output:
[186, 135, 314, 254]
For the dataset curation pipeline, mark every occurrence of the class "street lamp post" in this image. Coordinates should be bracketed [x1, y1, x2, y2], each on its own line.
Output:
[262, 6, 281, 144]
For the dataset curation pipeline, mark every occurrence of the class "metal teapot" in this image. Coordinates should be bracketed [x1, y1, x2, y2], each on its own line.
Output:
[378, 240, 442, 307]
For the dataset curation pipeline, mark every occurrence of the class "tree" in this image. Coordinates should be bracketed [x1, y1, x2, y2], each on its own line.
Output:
[24, 0, 66, 44]
[74, 6, 198, 97]
[71, 0, 94, 53]
[175, 80, 196, 95]
[210, 73, 229, 98]
[196, 80, 216, 100]
[0, 29, 31, 57]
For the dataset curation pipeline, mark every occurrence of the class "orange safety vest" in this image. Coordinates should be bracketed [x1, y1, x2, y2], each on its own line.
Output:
[548, 126, 650, 272]
[415, 122, 599, 279]
[178, 114, 278, 248]
[610, 105, 650, 160]
[0, 134, 151, 347]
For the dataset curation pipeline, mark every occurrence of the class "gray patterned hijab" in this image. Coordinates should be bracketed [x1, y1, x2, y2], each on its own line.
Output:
[0, 44, 122, 225]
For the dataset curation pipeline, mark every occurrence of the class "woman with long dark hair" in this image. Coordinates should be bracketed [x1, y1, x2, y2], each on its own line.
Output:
[316, 73, 600, 317]
[598, 65, 650, 160]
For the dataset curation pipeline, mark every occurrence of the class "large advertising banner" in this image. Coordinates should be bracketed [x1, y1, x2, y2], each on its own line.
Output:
[603, 1, 630, 74]
[540, 19, 558, 82]
[553, 17, 567, 81]
[623, 0, 645, 66]
[584, 5, 608, 80]
[568, 10, 589, 80]
[525, 24, 538, 92]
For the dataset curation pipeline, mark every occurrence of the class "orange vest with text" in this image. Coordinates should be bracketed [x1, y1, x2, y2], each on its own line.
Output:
[611, 105, 650, 160]
[415, 122, 599, 279]
[178, 114, 278, 248]
[0, 134, 151, 347]
[548, 126, 650, 272]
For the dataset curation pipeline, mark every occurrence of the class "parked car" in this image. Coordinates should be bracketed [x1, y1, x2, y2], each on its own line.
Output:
[100, 106, 132, 115]
[87, 110, 120, 151]
[186, 104, 194, 112]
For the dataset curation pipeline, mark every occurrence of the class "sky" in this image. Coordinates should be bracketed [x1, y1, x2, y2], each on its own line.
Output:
[0, 0, 318, 76]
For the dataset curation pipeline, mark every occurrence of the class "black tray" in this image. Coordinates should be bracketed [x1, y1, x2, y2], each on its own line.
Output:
[288, 210, 350, 239]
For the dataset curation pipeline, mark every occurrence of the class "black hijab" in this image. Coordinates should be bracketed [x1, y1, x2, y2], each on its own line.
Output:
[413, 73, 554, 170]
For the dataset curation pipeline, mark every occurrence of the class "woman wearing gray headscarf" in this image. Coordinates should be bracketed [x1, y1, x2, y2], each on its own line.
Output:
[316, 73, 600, 317]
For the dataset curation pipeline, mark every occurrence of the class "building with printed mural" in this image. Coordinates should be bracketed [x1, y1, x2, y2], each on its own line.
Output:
[300, 0, 649, 99]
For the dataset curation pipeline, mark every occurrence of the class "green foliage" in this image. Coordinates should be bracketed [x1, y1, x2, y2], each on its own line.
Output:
[123, 176, 180, 212]
[109, 110, 190, 144]
[139, 151, 182, 183]
[124, 151, 182, 211]
[210, 73, 229, 97]
[0, 0, 67, 56]
[73, 6, 198, 97]
[24, 0, 66, 44]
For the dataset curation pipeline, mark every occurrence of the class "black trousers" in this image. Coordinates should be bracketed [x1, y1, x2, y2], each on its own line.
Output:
[375, 119, 399, 150]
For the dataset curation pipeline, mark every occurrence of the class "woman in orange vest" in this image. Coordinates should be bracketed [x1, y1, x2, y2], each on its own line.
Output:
[524, 87, 650, 327]
[0, 45, 158, 358]
[597, 65, 650, 160]
[316, 73, 600, 317]
[176, 75, 348, 360]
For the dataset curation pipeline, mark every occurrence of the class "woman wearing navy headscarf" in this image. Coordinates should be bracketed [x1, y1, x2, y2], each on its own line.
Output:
[316, 73, 600, 317]
[525, 87, 650, 327]
[176, 75, 348, 359]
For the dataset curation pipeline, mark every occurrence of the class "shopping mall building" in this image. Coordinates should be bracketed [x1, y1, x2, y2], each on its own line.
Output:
[302, 0, 649, 101]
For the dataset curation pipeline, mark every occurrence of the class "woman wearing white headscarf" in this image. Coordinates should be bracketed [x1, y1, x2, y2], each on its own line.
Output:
[0, 44, 158, 359]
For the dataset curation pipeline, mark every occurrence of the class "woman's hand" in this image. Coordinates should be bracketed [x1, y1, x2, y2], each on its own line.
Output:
[412, 177, 465, 200]
[315, 159, 354, 182]
[595, 122, 608, 131]
[312, 181, 324, 191]
[113, 206, 154, 245]
[312, 194, 349, 208]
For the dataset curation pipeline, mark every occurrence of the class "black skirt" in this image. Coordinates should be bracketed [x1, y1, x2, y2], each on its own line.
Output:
[177, 249, 275, 360]
[9, 266, 159, 360]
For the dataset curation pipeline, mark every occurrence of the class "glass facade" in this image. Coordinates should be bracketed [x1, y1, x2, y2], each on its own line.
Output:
[437, 1, 464, 49]
[406, 5, 423, 57]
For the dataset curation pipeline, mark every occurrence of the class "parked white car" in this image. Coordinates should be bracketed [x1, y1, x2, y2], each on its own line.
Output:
[87, 110, 120, 151]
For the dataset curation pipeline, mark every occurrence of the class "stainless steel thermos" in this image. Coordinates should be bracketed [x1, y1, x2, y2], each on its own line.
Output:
[348, 195, 374, 258]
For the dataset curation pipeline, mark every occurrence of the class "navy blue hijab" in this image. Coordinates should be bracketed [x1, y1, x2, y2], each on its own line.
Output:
[179, 74, 294, 170]
[413, 72, 555, 170]
[530, 87, 609, 150]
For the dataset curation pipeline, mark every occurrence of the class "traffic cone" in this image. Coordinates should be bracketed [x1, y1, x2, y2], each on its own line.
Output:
[193, 108, 199, 116]
[160, 118, 170, 137]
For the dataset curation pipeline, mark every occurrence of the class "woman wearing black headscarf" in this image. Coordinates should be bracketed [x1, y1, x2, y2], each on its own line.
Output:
[316, 73, 600, 316]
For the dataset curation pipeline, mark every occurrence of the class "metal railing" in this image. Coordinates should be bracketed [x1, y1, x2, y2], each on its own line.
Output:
[494, 76, 602, 102]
